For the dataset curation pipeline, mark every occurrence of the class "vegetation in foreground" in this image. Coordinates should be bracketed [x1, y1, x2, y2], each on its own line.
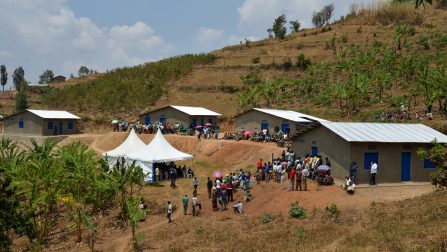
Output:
[0, 138, 147, 251]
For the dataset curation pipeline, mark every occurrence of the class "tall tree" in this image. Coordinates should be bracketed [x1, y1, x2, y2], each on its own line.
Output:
[268, 15, 287, 40]
[322, 4, 335, 25]
[15, 80, 28, 112]
[0, 65, 7, 92]
[38, 69, 54, 84]
[312, 11, 324, 27]
[289, 20, 301, 33]
[78, 66, 89, 77]
[12, 67, 24, 91]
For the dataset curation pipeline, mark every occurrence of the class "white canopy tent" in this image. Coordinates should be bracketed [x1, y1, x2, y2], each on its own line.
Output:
[126, 129, 193, 181]
[103, 129, 146, 167]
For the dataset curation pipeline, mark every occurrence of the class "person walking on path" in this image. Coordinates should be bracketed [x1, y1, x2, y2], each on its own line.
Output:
[289, 168, 296, 191]
[182, 194, 189, 215]
[370, 161, 378, 185]
[167, 201, 173, 223]
[280, 167, 286, 189]
[191, 192, 202, 217]
[295, 168, 302, 191]
[193, 177, 199, 195]
[207, 177, 213, 198]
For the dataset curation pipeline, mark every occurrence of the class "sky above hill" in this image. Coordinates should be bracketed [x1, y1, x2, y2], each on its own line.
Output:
[0, 0, 374, 86]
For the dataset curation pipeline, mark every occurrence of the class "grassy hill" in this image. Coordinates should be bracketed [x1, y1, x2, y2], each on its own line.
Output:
[27, 1, 447, 130]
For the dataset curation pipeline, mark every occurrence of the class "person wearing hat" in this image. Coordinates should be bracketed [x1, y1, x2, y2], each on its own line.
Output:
[182, 194, 189, 215]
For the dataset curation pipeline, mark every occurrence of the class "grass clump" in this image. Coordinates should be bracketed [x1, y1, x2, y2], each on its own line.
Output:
[289, 202, 307, 219]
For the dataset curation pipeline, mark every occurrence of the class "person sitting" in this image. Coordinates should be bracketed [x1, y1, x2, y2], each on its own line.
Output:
[244, 191, 252, 202]
[345, 176, 356, 194]
[233, 201, 243, 214]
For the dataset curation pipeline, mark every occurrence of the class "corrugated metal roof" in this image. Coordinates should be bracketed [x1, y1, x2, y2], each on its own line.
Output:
[27, 109, 81, 120]
[321, 122, 447, 143]
[253, 108, 328, 123]
[171, 105, 221, 116]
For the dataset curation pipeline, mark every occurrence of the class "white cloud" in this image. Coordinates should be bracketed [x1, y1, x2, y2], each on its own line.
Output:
[0, 0, 173, 83]
[196, 27, 224, 45]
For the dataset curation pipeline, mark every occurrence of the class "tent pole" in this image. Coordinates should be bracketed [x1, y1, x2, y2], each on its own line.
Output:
[152, 163, 155, 183]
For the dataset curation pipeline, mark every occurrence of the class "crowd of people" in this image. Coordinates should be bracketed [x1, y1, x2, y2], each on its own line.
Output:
[153, 162, 194, 186]
[112, 119, 221, 139]
[238, 127, 290, 142]
[375, 104, 434, 122]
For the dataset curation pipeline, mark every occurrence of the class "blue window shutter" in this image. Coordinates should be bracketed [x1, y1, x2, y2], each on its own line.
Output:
[68, 121, 74, 130]
[48, 121, 54, 130]
[18, 119, 24, 129]
[424, 158, 436, 169]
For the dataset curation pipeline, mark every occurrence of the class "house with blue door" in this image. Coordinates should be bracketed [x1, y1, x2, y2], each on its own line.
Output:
[234, 108, 327, 137]
[292, 122, 447, 184]
[139, 105, 221, 128]
[2, 109, 81, 136]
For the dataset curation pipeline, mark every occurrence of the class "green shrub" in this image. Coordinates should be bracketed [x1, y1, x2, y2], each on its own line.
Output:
[296, 53, 312, 70]
[282, 57, 293, 70]
[252, 57, 261, 64]
[289, 202, 307, 219]
[262, 213, 273, 224]
[326, 203, 340, 219]
[340, 34, 348, 43]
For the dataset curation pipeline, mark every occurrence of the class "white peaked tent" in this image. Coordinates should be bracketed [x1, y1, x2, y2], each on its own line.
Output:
[103, 129, 146, 167]
[126, 129, 193, 181]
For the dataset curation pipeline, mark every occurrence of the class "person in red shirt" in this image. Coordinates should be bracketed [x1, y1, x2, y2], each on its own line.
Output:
[289, 168, 296, 191]
[226, 181, 234, 202]
[257, 159, 263, 170]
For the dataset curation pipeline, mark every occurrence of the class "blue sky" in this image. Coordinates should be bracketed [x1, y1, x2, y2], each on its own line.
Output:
[0, 0, 373, 87]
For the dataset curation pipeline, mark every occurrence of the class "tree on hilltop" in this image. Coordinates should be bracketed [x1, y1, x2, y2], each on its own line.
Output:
[290, 20, 301, 33]
[38, 69, 54, 84]
[268, 15, 287, 40]
[78, 66, 89, 77]
[12, 67, 24, 91]
[0, 65, 7, 92]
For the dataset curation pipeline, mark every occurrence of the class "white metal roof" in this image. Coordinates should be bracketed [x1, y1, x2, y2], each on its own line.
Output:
[253, 108, 328, 123]
[321, 122, 447, 143]
[27, 109, 81, 120]
[170, 105, 221, 116]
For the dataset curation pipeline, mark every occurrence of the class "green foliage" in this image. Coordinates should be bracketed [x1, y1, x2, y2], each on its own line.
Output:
[418, 35, 431, 50]
[392, 22, 416, 50]
[312, 4, 335, 27]
[268, 15, 287, 39]
[261, 213, 273, 224]
[282, 57, 293, 70]
[252, 57, 260, 64]
[289, 202, 307, 219]
[12, 67, 24, 91]
[78, 66, 90, 77]
[326, 203, 340, 219]
[0, 65, 7, 92]
[38, 69, 54, 84]
[43, 54, 216, 113]
[290, 20, 301, 33]
[15, 81, 28, 112]
[296, 53, 312, 70]
[126, 196, 148, 251]
[0, 139, 119, 249]
[417, 140, 447, 188]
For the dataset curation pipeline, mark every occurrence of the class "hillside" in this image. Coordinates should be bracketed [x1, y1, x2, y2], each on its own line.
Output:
[5, 1, 447, 130]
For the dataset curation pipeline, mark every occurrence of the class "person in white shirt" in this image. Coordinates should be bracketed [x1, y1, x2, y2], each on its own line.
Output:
[233, 201, 243, 213]
[167, 201, 173, 223]
[345, 176, 356, 194]
[191, 192, 202, 216]
[370, 161, 378, 185]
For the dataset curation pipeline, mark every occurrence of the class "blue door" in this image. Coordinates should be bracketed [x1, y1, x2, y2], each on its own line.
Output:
[364, 153, 379, 169]
[281, 123, 290, 133]
[401, 152, 411, 181]
[144, 115, 151, 125]
[58, 122, 63, 135]
[192, 119, 197, 127]
[200, 118, 204, 126]
[160, 117, 166, 124]
[261, 123, 269, 130]
[311, 146, 318, 156]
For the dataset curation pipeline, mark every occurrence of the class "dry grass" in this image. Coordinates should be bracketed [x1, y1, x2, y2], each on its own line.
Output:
[348, 1, 424, 25]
